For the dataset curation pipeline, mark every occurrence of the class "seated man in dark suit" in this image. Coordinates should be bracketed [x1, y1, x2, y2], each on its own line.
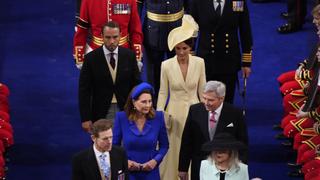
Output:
[78, 21, 142, 133]
[178, 81, 249, 180]
[71, 119, 129, 180]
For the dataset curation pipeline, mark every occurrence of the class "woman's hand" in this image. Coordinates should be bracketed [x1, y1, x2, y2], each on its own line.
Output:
[141, 159, 157, 172]
[128, 160, 140, 171]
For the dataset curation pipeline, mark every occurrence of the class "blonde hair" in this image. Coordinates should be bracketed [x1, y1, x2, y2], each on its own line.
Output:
[207, 150, 241, 173]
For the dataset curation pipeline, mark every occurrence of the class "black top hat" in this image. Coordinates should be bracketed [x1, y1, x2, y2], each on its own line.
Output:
[201, 133, 246, 151]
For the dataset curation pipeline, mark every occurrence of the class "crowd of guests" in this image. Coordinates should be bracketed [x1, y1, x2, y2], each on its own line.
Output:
[0, 83, 15, 180]
[71, 7, 263, 178]
[71, 0, 257, 179]
[274, 4, 320, 180]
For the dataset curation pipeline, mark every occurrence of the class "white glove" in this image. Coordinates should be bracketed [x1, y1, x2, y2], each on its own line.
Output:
[75, 26, 78, 32]
[137, 61, 143, 72]
[76, 63, 83, 69]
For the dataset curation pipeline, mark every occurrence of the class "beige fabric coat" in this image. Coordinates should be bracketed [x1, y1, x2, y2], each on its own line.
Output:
[157, 54, 206, 180]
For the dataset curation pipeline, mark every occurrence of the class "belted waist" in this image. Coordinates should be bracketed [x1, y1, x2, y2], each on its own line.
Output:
[147, 8, 184, 22]
[91, 34, 129, 46]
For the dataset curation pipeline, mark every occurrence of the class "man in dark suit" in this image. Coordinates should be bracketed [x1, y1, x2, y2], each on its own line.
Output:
[71, 119, 129, 180]
[178, 81, 249, 180]
[190, 0, 253, 104]
[79, 21, 142, 133]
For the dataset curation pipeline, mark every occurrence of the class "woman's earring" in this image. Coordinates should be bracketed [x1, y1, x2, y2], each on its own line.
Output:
[134, 106, 136, 110]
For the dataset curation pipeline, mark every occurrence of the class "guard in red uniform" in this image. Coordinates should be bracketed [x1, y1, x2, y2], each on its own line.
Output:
[73, 0, 143, 69]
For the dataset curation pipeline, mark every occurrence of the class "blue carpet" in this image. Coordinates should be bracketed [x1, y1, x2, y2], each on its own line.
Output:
[0, 0, 318, 179]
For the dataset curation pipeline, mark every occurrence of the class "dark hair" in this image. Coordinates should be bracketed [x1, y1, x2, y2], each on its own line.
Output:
[101, 21, 121, 35]
[90, 119, 113, 137]
[124, 86, 156, 121]
[184, 38, 195, 48]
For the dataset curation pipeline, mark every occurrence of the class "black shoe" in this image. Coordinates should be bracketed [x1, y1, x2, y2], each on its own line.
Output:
[281, 142, 293, 149]
[3, 167, 9, 173]
[287, 162, 303, 169]
[3, 158, 9, 164]
[278, 23, 302, 34]
[275, 133, 289, 140]
[285, 150, 298, 158]
[288, 169, 304, 178]
[273, 124, 283, 131]
[280, 12, 288, 20]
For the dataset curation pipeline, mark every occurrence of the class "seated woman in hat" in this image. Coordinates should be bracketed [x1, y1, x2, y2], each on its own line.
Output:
[157, 14, 206, 180]
[200, 133, 249, 180]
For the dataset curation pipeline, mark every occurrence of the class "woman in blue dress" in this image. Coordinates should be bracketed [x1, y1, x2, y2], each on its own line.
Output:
[112, 83, 169, 180]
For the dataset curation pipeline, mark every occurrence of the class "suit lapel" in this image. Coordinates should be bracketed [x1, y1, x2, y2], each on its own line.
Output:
[205, 0, 220, 27]
[185, 55, 194, 87]
[215, 103, 229, 134]
[115, 47, 126, 87]
[97, 46, 114, 84]
[198, 104, 210, 141]
[171, 56, 189, 93]
[110, 148, 118, 179]
[86, 146, 102, 180]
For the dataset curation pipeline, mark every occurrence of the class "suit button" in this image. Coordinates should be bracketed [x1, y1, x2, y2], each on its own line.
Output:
[167, 1, 169, 4]
[109, 19, 112, 21]
[211, 39, 214, 42]
[109, 14, 112, 16]
[168, 11, 170, 14]
[211, 45, 214, 48]
[211, 34, 214, 37]
[226, 51, 228, 53]
[226, 45, 229, 48]
[212, 50, 214, 53]
[226, 39, 228, 42]
[226, 34, 229, 37]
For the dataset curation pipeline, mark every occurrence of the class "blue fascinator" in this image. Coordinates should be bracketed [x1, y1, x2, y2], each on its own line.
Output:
[131, 83, 155, 99]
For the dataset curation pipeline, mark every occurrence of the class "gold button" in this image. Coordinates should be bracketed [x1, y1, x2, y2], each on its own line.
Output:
[212, 50, 215, 53]
[211, 39, 214, 42]
[211, 45, 214, 48]
[226, 51, 228, 53]
[226, 34, 229, 37]
[226, 45, 229, 48]
[211, 34, 214, 37]
[226, 39, 228, 42]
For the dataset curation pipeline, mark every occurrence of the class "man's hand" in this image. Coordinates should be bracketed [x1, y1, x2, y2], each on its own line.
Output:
[296, 104, 308, 119]
[315, 144, 320, 156]
[128, 160, 140, 171]
[141, 159, 157, 172]
[295, 66, 304, 78]
[82, 121, 92, 133]
[76, 63, 83, 69]
[178, 171, 188, 180]
[241, 67, 251, 78]
[314, 122, 320, 134]
[137, 61, 144, 73]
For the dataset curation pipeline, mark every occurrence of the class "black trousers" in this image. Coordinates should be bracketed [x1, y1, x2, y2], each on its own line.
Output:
[287, 0, 307, 25]
[206, 73, 238, 104]
[144, 46, 175, 106]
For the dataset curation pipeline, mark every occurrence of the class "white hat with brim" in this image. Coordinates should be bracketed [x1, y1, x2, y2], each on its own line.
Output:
[167, 19, 194, 51]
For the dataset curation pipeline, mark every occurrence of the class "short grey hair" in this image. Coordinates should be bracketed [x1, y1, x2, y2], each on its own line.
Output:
[202, 81, 226, 99]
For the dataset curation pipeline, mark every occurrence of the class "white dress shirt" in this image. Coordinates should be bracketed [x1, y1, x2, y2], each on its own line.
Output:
[213, 0, 225, 15]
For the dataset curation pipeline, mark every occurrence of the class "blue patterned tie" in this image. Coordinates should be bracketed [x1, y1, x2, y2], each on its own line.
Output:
[101, 153, 110, 180]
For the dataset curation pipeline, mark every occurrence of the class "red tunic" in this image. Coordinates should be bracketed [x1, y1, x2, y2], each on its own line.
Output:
[73, 0, 143, 64]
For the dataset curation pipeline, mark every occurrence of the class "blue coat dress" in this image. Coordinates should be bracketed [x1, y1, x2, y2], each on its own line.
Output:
[112, 111, 169, 180]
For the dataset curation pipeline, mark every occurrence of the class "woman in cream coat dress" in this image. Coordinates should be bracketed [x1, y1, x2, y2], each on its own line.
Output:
[157, 15, 206, 180]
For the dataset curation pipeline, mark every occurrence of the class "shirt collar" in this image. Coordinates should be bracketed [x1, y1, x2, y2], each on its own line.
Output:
[103, 45, 119, 55]
[211, 102, 223, 115]
[93, 143, 108, 157]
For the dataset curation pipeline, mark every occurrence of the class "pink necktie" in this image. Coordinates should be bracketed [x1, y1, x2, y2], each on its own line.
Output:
[210, 111, 217, 130]
[110, 52, 115, 69]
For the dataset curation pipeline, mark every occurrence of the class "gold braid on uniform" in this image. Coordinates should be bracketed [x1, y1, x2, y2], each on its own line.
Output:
[309, 108, 320, 122]
[316, 126, 320, 135]
[299, 70, 312, 81]
[77, 18, 90, 29]
[303, 86, 309, 96]
[298, 59, 308, 68]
